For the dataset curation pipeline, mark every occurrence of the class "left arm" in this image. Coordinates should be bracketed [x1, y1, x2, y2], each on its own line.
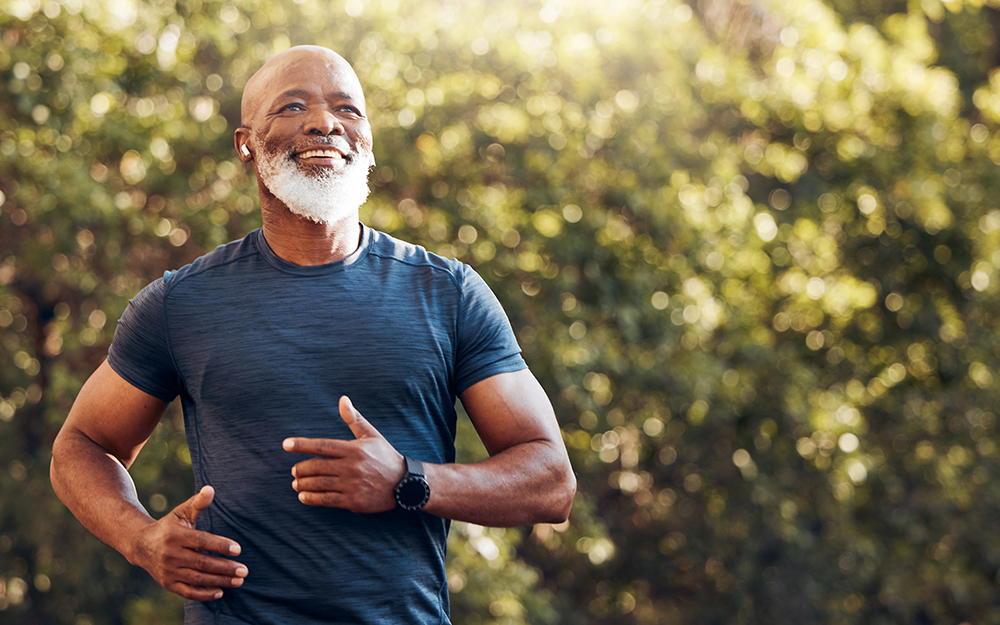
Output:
[423, 368, 576, 526]
[284, 369, 577, 527]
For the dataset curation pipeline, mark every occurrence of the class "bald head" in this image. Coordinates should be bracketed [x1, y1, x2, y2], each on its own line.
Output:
[240, 46, 366, 128]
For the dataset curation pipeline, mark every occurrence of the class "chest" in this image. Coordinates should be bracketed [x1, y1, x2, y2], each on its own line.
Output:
[164, 279, 459, 434]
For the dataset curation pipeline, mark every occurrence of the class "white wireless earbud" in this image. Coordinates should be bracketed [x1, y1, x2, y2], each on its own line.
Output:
[241, 145, 251, 158]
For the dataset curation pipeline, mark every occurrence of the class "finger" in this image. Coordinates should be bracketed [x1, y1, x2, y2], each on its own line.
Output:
[172, 485, 215, 527]
[160, 523, 241, 558]
[283, 437, 352, 456]
[290, 457, 346, 478]
[175, 547, 249, 578]
[192, 485, 215, 512]
[292, 476, 344, 493]
[161, 554, 243, 602]
[177, 566, 247, 589]
[170, 582, 226, 602]
[185, 528, 244, 557]
[339, 395, 382, 440]
[295, 490, 347, 508]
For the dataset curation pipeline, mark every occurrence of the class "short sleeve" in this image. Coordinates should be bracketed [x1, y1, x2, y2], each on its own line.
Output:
[107, 276, 181, 401]
[453, 266, 526, 395]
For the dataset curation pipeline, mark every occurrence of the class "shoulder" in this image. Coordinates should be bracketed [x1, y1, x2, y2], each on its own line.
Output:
[162, 231, 262, 292]
[364, 228, 469, 288]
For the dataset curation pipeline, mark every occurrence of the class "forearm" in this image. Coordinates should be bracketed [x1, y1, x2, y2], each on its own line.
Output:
[50, 429, 154, 563]
[421, 439, 576, 527]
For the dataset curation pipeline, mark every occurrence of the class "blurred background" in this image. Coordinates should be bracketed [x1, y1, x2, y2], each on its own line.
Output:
[4, 0, 1000, 622]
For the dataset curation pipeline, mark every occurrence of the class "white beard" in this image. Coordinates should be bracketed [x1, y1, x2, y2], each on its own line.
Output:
[255, 145, 371, 225]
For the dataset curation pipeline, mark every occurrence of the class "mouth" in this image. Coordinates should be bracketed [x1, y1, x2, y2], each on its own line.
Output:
[290, 144, 355, 166]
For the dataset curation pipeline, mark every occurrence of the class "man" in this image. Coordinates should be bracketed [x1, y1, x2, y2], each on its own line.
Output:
[50, 45, 576, 624]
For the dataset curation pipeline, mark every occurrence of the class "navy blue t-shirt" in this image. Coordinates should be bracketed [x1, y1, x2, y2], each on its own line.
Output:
[108, 225, 526, 625]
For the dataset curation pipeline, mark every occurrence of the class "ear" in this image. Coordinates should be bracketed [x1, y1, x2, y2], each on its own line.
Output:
[234, 128, 253, 162]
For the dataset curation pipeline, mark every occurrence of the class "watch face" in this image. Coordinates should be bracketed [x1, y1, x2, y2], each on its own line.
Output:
[395, 476, 430, 510]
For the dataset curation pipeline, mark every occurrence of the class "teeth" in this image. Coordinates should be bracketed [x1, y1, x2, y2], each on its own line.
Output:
[297, 149, 342, 159]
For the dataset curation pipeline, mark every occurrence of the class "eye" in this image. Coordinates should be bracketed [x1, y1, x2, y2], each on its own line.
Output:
[337, 105, 363, 117]
[281, 103, 305, 112]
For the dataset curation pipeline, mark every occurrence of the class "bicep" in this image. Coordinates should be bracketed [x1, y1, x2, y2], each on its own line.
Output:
[61, 360, 169, 467]
[459, 369, 562, 456]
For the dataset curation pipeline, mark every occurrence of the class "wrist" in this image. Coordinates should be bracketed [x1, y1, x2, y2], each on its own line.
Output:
[394, 456, 431, 511]
[120, 510, 157, 568]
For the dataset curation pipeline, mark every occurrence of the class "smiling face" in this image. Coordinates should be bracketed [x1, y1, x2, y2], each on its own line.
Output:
[236, 46, 374, 225]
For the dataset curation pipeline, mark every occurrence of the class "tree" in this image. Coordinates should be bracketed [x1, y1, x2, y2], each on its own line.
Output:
[4, 0, 1000, 623]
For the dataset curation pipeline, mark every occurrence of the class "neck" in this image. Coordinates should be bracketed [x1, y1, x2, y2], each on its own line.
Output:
[260, 202, 362, 266]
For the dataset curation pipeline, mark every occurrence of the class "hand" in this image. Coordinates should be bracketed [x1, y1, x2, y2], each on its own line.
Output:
[283, 396, 406, 513]
[130, 485, 247, 601]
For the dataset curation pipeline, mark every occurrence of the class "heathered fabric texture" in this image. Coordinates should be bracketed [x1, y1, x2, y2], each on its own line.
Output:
[107, 225, 526, 624]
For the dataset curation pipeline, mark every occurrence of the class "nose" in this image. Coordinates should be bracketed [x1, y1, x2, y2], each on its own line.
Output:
[304, 109, 344, 136]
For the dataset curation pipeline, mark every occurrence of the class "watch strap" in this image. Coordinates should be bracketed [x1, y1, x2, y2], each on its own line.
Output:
[404, 455, 425, 478]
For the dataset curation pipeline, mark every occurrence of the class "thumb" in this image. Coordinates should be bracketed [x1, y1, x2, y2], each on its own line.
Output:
[173, 485, 214, 526]
[339, 396, 382, 440]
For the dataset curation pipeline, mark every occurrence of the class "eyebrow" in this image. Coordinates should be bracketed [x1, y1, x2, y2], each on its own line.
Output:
[276, 88, 359, 102]
[278, 88, 311, 100]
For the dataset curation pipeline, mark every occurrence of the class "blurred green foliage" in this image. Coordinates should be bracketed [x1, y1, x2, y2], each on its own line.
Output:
[5, 0, 1000, 622]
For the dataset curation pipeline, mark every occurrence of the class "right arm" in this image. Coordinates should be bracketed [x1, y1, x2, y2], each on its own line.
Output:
[50, 360, 247, 600]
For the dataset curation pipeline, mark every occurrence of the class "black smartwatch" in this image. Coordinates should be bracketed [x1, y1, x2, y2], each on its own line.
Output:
[394, 456, 430, 511]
